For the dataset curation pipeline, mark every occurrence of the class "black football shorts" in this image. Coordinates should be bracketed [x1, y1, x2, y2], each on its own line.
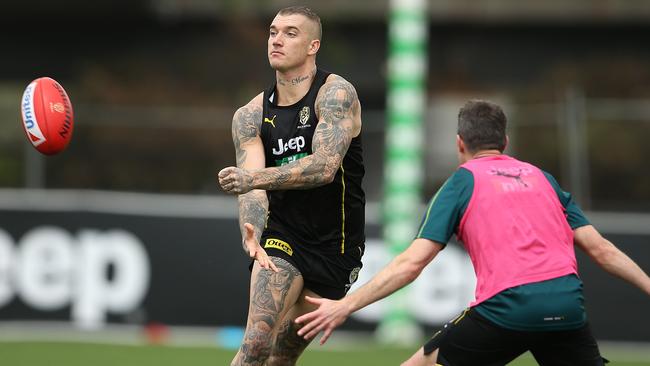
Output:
[257, 234, 364, 299]
[424, 307, 608, 366]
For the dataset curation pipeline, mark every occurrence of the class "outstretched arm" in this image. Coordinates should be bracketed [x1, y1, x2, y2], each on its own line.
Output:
[295, 239, 444, 344]
[219, 75, 361, 194]
[223, 96, 277, 272]
[574, 225, 650, 295]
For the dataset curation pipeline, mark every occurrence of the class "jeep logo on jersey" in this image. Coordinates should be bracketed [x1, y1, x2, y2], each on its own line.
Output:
[272, 136, 306, 156]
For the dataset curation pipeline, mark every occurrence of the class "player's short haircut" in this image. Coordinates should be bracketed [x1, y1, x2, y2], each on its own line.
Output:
[277, 6, 322, 41]
[458, 100, 507, 153]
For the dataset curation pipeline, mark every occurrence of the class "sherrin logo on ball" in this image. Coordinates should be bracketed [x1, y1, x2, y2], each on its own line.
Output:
[20, 77, 74, 155]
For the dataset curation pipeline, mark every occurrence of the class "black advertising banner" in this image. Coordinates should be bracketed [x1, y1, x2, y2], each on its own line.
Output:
[0, 210, 251, 328]
[0, 190, 649, 341]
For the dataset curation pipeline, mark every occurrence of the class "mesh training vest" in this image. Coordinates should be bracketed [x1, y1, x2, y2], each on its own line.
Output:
[458, 155, 578, 306]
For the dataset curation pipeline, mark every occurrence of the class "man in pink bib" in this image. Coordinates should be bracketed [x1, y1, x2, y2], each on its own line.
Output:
[295, 100, 650, 365]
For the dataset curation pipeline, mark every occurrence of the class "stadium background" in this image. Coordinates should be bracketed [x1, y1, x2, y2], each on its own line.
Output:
[1, 0, 649, 364]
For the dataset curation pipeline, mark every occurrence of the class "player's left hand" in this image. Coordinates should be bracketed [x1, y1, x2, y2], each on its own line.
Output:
[218, 167, 254, 194]
[295, 296, 351, 345]
[243, 223, 279, 272]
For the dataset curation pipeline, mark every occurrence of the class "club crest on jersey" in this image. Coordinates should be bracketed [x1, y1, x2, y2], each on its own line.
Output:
[299, 106, 310, 125]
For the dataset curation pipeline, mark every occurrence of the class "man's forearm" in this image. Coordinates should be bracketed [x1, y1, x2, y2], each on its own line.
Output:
[344, 253, 422, 314]
[343, 239, 441, 314]
[251, 152, 339, 190]
[576, 226, 650, 297]
[238, 190, 268, 246]
[598, 239, 650, 295]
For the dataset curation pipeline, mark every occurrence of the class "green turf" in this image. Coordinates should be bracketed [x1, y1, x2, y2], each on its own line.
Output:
[0, 342, 648, 365]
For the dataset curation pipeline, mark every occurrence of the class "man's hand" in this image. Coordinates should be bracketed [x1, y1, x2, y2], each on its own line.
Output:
[294, 296, 351, 345]
[242, 223, 278, 272]
[219, 167, 254, 194]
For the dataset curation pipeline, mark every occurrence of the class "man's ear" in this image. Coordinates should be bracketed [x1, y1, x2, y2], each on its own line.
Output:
[457, 135, 465, 154]
[308, 39, 320, 55]
[504, 135, 509, 151]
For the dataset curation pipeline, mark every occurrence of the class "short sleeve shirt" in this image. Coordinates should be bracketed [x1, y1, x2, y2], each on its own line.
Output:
[416, 168, 589, 245]
[416, 166, 591, 331]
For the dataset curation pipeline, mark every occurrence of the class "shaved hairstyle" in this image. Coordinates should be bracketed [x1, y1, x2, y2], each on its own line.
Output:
[277, 6, 322, 40]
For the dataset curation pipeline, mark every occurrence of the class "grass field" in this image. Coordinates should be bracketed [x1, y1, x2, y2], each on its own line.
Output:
[1, 342, 649, 366]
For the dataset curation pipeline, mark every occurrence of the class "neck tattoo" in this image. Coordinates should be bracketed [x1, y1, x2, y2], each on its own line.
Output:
[277, 69, 316, 87]
[278, 74, 309, 86]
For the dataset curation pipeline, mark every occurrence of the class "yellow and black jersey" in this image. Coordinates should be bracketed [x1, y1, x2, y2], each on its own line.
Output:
[260, 69, 365, 254]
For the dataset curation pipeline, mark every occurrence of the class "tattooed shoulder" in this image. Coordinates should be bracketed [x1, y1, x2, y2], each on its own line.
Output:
[232, 94, 263, 143]
[232, 94, 263, 167]
[315, 75, 359, 123]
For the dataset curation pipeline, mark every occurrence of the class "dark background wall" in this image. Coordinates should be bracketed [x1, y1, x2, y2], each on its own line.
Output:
[1, 199, 648, 341]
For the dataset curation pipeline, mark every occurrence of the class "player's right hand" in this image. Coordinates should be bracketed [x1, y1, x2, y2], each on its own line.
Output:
[218, 167, 254, 195]
[295, 296, 351, 345]
[243, 223, 279, 272]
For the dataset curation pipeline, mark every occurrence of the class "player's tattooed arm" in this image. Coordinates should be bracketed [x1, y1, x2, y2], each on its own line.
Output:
[238, 191, 267, 248]
[219, 77, 360, 193]
[232, 102, 263, 168]
[229, 99, 268, 245]
[250, 76, 359, 190]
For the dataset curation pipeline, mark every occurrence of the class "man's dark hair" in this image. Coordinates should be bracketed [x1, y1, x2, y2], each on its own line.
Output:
[277, 6, 322, 40]
[457, 100, 507, 153]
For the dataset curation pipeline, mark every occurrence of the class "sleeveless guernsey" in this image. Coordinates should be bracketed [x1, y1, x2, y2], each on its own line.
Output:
[260, 69, 365, 254]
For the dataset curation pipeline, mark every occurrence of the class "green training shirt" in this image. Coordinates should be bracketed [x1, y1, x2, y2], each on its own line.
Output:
[417, 167, 590, 331]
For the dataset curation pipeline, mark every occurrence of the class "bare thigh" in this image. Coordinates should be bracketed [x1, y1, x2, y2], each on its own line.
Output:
[232, 258, 304, 366]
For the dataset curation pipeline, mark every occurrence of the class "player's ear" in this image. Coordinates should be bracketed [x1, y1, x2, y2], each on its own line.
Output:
[504, 135, 509, 151]
[456, 135, 465, 154]
[308, 39, 320, 55]
[456, 135, 466, 164]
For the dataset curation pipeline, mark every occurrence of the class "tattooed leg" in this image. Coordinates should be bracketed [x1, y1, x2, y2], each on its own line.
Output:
[231, 257, 303, 366]
[266, 319, 311, 366]
[266, 289, 321, 366]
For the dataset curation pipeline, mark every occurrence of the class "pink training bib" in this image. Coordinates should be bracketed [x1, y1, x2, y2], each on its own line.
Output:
[458, 155, 578, 306]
